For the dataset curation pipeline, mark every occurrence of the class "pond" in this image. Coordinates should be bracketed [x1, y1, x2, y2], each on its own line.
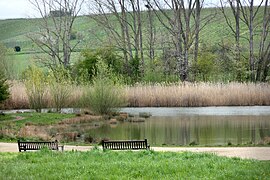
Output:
[89, 106, 270, 146]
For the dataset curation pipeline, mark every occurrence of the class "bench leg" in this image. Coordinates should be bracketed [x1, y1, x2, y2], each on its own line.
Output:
[59, 145, 64, 151]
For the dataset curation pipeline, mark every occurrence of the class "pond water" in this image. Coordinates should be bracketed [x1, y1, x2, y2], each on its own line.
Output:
[89, 107, 270, 146]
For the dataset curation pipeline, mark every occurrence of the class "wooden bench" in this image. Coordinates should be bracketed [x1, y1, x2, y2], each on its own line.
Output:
[18, 140, 64, 152]
[101, 139, 150, 150]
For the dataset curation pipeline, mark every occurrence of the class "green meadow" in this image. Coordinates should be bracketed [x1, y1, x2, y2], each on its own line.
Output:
[0, 150, 269, 179]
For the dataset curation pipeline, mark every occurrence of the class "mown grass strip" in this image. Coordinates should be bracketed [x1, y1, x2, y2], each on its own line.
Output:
[0, 150, 269, 179]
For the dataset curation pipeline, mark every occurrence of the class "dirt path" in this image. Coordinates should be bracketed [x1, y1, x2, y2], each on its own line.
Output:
[1, 142, 269, 161]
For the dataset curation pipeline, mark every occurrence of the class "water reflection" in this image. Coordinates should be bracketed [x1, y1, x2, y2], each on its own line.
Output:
[89, 115, 270, 146]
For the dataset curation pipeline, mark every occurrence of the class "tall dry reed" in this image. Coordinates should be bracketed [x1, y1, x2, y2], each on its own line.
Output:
[3, 81, 270, 109]
[125, 82, 270, 107]
[3, 81, 29, 109]
[2, 81, 85, 110]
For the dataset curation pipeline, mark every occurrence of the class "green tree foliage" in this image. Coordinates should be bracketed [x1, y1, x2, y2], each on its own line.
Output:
[214, 41, 249, 82]
[129, 56, 141, 83]
[142, 58, 178, 83]
[0, 44, 10, 104]
[75, 47, 122, 83]
[0, 44, 14, 79]
[195, 52, 216, 81]
[0, 73, 9, 103]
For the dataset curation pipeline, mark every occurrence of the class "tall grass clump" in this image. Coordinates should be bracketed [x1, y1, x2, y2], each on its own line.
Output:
[23, 65, 48, 112]
[81, 59, 126, 114]
[48, 66, 72, 112]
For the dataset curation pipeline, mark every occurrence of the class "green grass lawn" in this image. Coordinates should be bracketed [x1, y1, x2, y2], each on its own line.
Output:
[0, 150, 269, 179]
[0, 113, 75, 127]
[0, 113, 76, 141]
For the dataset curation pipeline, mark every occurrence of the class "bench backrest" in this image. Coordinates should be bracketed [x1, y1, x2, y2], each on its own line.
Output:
[102, 139, 150, 150]
[18, 140, 59, 152]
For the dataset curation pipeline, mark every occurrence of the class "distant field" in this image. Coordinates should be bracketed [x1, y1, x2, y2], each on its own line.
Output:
[6, 51, 82, 78]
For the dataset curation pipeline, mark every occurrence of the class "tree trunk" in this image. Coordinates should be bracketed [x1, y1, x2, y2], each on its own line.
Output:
[146, 3, 155, 63]
[137, 0, 144, 75]
[256, 0, 269, 81]
[193, 0, 201, 80]
[249, 0, 255, 81]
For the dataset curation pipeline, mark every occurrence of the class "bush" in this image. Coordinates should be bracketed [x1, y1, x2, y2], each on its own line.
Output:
[82, 80, 126, 115]
[48, 66, 72, 112]
[196, 52, 216, 81]
[23, 65, 48, 112]
[129, 56, 141, 82]
[14, 46, 21, 52]
[142, 58, 178, 83]
[81, 60, 126, 115]
[74, 47, 123, 83]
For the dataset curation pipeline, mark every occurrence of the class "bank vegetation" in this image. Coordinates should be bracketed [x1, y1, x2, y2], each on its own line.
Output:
[3, 81, 270, 110]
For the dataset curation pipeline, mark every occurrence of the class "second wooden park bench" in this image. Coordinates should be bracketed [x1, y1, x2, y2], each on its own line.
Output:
[101, 139, 150, 150]
[18, 140, 64, 152]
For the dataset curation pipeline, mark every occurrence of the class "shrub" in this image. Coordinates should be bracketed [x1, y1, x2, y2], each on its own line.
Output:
[74, 47, 123, 83]
[82, 80, 126, 115]
[195, 52, 216, 81]
[23, 65, 48, 112]
[14, 46, 21, 52]
[142, 58, 178, 83]
[81, 60, 126, 115]
[129, 56, 141, 82]
[48, 66, 72, 112]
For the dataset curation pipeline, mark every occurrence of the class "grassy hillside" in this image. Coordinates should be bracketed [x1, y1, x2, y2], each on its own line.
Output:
[0, 7, 267, 79]
[1, 7, 265, 51]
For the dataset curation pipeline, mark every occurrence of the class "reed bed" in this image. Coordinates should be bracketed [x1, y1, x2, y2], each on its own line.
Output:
[4, 81, 29, 109]
[3, 81, 270, 109]
[125, 82, 270, 107]
[3, 81, 85, 109]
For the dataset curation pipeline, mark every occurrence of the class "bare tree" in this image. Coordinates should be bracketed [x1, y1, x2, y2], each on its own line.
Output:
[219, 0, 242, 80]
[219, 0, 269, 82]
[193, 0, 202, 63]
[148, 0, 213, 81]
[238, 0, 264, 81]
[90, 0, 145, 76]
[28, 0, 84, 70]
[220, 0, 241, 60]
[145, 2, 156, 64]
[256, 0, 270, 81]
